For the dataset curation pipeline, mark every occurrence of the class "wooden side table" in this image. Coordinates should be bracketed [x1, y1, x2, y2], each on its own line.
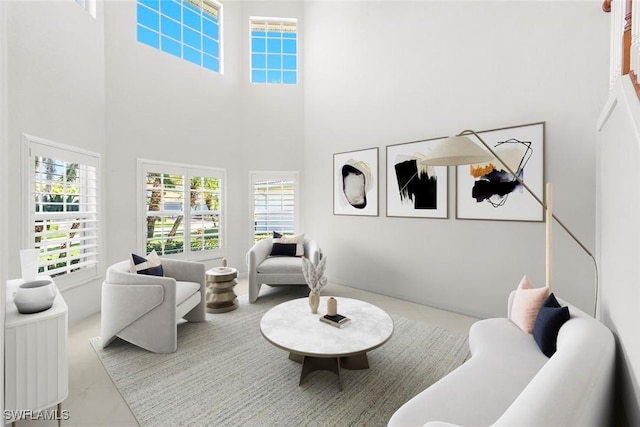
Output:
[205, 267, 238, 313]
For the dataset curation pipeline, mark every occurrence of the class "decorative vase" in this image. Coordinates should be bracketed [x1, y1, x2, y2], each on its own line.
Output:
[327, 297, 337, 316]
[308, 290, 320, 314]
[13, 279, 57, 314]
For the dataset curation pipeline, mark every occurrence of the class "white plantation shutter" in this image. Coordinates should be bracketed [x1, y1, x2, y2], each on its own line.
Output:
[27, 135, 100, 286]
[139, 160, 225, 260]
[251, 172, 299, 242]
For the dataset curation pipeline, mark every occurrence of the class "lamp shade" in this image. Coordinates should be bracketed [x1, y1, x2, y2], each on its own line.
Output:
[420, 135, 495, 166]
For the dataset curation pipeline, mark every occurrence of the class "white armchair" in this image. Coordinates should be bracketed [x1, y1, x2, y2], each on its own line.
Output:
[247, 238, 321, 303]
[101, 258, 206, 353]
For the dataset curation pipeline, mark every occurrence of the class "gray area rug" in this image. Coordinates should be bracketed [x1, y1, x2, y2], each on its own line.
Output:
[90, 294, 469, 427]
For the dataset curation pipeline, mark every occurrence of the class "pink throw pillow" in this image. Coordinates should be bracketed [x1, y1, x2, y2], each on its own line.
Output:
[511, 275, 550, 334]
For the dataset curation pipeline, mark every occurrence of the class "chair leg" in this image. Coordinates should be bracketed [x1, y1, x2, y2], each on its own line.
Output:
[249, 282, 261, 303]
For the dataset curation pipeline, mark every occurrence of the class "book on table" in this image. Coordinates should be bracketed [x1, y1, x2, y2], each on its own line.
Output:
[320, 313, 351, 328]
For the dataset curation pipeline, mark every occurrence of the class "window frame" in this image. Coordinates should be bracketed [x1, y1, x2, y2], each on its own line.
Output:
[75, 0, 97, 18]
[138, 159, 226, 261]
[136, 0, 224, 74]
[249, 171, 300, 246]
[22, 134, 102, 291]
[249, 16, 298, 84]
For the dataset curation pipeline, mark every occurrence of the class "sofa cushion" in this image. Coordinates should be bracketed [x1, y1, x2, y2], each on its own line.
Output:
[175, 281, 200, 305]
[510, 275, 549, 334]
[533, 293, 570, 357]
[129, 250, 164, 276]
[257, 256, 304, 274]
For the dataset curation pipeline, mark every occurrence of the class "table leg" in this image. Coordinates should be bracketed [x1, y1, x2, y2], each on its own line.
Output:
[289, 352, 370, 390]
[299, 356, 343, 391]
[340, 353, 369, 370]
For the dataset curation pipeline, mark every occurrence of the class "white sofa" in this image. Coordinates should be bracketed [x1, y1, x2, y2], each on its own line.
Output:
[246, 237, 321, 303]
[388, 292, 615, 427]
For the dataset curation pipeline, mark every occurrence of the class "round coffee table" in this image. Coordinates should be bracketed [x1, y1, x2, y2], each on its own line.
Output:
[260, 296, 394, 390]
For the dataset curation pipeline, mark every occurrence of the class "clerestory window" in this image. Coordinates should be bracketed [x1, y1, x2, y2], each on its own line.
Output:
[250, 17, 298, 84]
[137, 0, 223, 73]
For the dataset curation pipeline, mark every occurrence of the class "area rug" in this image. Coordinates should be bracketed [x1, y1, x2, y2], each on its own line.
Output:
[90, 295, 469, 427]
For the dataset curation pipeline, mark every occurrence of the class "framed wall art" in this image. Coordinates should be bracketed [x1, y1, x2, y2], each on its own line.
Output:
[456, 122, 545, 222]
[386, 137, 448, 218]
[333, 147, 379, 216]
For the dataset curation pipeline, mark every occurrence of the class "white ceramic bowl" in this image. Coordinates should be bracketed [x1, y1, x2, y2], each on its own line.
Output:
[13, 279, 57, 314]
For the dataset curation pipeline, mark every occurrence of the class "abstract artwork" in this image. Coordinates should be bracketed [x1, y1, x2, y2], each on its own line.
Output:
[333, 148, 378, 216]
[386, 138, 448, 218]
[456, 122, 545, 222]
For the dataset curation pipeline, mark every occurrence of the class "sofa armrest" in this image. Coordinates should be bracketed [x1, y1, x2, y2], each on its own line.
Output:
[507, 290, 516, 320]
[101, 275, 179, 349]
[161, 258, 205, 285]
[247, 238, 273, 270]
[304, 239, 321, 265]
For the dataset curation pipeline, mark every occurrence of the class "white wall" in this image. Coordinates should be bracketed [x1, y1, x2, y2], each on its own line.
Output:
[103, 1, 304, 272]
[5, 0, 106, 324]
[302, 1, 610, 318]
[597, 76, 640, 427]
[1, 0, 8, 416]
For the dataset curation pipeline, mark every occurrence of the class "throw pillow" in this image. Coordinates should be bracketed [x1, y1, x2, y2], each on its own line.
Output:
[272, 232, 305, 256]
[510, 275, 550, 334]
[129, 250, 164, 276]
[270, 243, 298, 257]
[533, 293, 570, 357]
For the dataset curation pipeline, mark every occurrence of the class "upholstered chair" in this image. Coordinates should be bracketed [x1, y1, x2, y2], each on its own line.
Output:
[247, 237, 321, 303]
[101, 258, 206, 353]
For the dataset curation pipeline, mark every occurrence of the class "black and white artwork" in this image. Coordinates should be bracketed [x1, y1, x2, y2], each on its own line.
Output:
[386, 138, 448, 218]
[333, 148, 378, 216]
[456, 122, 545, 221]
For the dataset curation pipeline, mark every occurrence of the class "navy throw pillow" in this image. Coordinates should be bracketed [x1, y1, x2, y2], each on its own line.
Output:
[533, 293, 570, 357]
[270, 243, 297, 257]
[129, 250, 164, 276]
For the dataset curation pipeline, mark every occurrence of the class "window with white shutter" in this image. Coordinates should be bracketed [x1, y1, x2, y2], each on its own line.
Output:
[250, 171, 299, 242]
[140, 160, 225, 259]
[26, 135, 100, 288]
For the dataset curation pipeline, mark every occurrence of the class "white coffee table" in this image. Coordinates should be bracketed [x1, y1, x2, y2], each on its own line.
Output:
[260, 296, 394, 390]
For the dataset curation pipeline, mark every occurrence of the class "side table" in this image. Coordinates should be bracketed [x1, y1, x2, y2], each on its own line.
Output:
[205, 267, 238, 313]
[5, 277, 68, 426]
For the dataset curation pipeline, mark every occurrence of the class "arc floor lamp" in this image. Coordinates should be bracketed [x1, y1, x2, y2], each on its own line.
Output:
[420, 129, 598, 316]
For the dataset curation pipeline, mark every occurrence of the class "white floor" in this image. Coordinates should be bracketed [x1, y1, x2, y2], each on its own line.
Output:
[11, 280, 479, 427]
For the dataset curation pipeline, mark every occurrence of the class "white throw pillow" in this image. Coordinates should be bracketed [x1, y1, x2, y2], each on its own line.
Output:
[273, 232, 305, 256]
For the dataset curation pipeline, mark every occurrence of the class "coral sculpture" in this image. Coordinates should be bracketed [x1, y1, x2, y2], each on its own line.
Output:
[302, 256, 327, 292]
